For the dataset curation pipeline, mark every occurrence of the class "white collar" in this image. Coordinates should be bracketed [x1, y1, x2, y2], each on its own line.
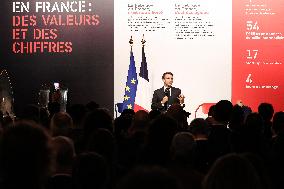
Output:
[163, 86, 171, 96]
[163, 86, 172, 91]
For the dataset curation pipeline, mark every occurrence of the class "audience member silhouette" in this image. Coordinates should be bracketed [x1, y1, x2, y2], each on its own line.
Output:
[189, 118, 212, 173]
[139, 115, 178, 166]
[230, 113, 269, 159]
[48, 102, 61, 119]
[166, 104, 189, 131]
[72, 152, 109, 189]
[270, 111, 284, 189]
[67, 104, 87, 129]
[170, 132, 196, 165]
[258, 103, 274, 140]
[120, 109, 135, 117]
[116, 110, 148, 170]
[169, 132, 203, 189]
[272, 111, 284, 137]
[51, 136, 75, 175]
[203, 153, 263, 189]
[20, 104, 40, 123]
[128, 110, 150, 136]
[83, 108, 114, 134]
[116, 166, 182, 189]
[228, 104, 245, 131]
[85, 128, 116, 165]
[205, 105, 217, 126]
[50, 112, 74, 137]
[66, 104, 87, 153]
[114, 112, 133, 145]
[0, 121, 52, 189]
[39, 107, 51, 129]
[241, 153, 272, 189]
[148, 109, 162, 121]
[85, 101, 100, 112]
[208, 100, 232, 162]
[81, 108, 114, 152]
[48, 136, 75, 189]
[85, 128, 120, 187]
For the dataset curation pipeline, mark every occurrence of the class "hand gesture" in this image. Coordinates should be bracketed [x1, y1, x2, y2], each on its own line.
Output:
[236, 100, 243, 107]
[178, 94, 185, 104]
[161, 96, 169, 104]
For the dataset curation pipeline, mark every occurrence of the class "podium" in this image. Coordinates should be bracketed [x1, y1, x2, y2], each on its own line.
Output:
[38, 82, 68, 112]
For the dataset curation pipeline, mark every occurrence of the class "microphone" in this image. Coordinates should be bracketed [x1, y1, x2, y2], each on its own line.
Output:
[165, 87, 170, 97]
[164, 87, 170, 110]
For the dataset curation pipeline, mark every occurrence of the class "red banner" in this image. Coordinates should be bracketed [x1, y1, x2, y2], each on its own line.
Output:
[232, 0, 284, 111]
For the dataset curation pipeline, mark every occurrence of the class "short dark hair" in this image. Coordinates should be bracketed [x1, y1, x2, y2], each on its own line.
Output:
[1, 121, 52, 187]
[162, 72, 173, 79]
[258, 103, 274, 121]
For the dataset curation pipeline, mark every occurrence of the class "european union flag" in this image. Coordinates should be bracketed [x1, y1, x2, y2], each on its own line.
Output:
[122, 50, 138, 110]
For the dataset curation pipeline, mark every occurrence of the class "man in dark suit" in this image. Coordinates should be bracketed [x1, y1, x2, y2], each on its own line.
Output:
[151, 72, 185, 111]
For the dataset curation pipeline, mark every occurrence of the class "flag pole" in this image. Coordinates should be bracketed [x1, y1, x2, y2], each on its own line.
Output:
[129, 36, 133, 50]
[141, 34, 146, 46]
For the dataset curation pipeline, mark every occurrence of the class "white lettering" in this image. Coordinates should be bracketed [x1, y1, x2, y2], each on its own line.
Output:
[13, 2, 29, 13]
[35, 1, 86, 13]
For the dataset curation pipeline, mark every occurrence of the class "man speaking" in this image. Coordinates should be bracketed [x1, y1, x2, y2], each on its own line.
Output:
[151, 72, 185, 112]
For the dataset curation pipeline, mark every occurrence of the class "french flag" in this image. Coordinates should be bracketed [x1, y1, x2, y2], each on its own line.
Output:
[134, 42, 152, 112]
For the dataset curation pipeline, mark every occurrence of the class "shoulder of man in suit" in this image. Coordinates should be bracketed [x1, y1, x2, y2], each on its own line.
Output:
[153, 87, 164, 93]
[171, 87, 180, 90]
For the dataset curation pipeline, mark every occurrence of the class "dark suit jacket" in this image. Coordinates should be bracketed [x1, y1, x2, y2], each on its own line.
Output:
[151, 87, 181, 111]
